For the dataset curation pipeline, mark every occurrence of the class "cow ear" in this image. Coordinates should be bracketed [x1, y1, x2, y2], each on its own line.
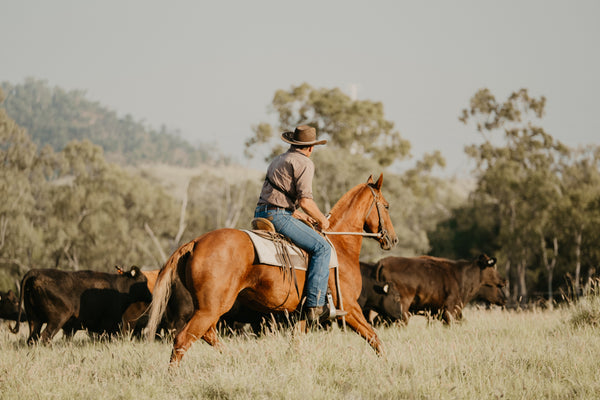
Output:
[383, 283, 389, 294]
[129, 266, 142, 278]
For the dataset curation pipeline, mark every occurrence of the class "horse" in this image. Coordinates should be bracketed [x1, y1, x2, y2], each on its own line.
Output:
[146, 174, 398, 365]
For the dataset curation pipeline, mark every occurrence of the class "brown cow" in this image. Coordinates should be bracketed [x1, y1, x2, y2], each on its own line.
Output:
[375, 254, 505, 324]
[474, 266, 507, 307]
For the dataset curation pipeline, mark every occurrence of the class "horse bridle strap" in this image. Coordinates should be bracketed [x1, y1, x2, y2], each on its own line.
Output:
[322, 185, 386, 239]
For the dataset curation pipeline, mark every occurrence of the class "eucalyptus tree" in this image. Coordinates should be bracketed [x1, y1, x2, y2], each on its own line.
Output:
[460, 88, 569, 303]
[50, 140, 180, 271]
[554, 146, 600, 295]
[0, 89, 63, 285]
[245, 82, 410, 168]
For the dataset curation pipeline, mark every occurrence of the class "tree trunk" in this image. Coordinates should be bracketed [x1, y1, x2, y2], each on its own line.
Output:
[574, 230, 582, 296]
[517, 258, 527, 305]
[541, 235, 558, 309]
[504, 259, 513, 304]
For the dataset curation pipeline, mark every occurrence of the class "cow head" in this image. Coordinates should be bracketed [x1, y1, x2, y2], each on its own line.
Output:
[0, 290, 21, 320]
[118, 266, 152, 303]
[476, 283, 507, 306]
[476, 254, 497, 269]
[374, 281, 404, 320]
[477, 255, 507, 306]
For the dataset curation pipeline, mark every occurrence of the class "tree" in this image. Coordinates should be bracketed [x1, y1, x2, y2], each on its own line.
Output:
[0, 88, 63, 284]
[245, 82, 410, 167]
[554, 146, 600, 295]
[460, 88, 569, 304]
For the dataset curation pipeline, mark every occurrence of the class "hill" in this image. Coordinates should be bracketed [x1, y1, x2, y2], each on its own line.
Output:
[1, 78, 223, 167]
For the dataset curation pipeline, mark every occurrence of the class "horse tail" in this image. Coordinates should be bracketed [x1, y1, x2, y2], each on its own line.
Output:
[146, 241, 196, 340]
[10, 270, 33, 334]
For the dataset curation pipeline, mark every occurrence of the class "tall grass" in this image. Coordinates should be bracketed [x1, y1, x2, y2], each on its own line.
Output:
[1, 306, 600, 399]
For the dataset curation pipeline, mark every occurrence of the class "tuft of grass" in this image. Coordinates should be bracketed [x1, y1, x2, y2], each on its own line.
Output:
[568, 278, 600, 328]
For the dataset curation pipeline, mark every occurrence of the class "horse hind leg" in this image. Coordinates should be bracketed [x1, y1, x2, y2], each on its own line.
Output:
[170, 311, 223, 366]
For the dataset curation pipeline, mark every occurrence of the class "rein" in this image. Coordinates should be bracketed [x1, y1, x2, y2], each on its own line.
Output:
[322, 185, 387, 239]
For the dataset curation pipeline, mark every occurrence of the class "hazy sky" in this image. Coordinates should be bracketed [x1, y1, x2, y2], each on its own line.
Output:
[3, 1, 599, 176]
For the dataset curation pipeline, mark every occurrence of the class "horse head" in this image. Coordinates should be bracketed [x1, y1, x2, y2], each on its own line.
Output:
[364, 174, 398, 250]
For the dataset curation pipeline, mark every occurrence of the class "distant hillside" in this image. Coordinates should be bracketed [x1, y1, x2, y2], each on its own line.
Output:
[0, 78, 223, 167]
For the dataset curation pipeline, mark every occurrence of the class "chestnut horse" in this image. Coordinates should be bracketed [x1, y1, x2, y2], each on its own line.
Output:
[146, 174, 397, 365]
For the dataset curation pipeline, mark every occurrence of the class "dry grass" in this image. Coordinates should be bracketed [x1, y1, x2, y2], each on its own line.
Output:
[1, 306, 600, 399]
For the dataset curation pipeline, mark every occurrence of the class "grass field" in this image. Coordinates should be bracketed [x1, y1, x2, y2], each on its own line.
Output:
[1, 304, 600, 400]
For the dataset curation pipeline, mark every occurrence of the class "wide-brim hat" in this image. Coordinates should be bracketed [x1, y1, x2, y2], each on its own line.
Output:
[281, 125, 327, 146]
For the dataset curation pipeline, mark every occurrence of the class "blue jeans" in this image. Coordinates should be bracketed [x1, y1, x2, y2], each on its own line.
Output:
[254, 205, 331, 308]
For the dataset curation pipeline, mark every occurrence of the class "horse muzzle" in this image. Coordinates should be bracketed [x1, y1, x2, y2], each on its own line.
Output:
[379, 232, 398, 250]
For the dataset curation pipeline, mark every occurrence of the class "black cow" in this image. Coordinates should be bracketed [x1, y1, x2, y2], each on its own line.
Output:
[358, 261, 403, 324]
[11, 266, 152, 344]
[0, 290, 25, 321]
[120, 268, 194, 339]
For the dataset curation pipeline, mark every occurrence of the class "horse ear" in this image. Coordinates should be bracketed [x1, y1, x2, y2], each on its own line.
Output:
[375, 174, 383, 190]
[366, 175, 374, 184]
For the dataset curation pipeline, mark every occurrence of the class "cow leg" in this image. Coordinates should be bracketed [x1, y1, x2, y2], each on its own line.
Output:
[342, 302, 383, 355]
[27, 320, 43, 345]
[39, 315, 71, 344]
[170, 310, 222, 366]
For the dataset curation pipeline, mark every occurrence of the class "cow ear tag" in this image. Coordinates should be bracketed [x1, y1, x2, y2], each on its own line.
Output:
[383, 284, 389, 293]
[131, 269, 137, 277]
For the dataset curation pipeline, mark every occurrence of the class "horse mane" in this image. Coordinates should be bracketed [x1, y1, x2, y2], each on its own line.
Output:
[328, 183, 373, 219]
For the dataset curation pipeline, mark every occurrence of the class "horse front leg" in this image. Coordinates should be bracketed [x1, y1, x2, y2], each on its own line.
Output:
[342, 301, 384, 356]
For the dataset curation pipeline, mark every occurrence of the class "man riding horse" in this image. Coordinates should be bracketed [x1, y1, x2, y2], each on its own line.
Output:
[254, 125, 347, 326]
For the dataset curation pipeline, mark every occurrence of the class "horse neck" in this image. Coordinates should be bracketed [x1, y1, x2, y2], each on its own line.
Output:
[327, 185, 372, 261]
[328, 184, 371, 233]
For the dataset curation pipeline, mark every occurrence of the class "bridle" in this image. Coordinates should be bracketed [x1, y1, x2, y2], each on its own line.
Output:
[322, 185, 389, 242]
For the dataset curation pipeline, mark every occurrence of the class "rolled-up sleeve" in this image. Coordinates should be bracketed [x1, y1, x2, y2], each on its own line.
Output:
[294, 160, 314, 199]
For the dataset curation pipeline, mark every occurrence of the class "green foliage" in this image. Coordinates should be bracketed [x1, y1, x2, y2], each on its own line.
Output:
[1, 78, 218, 167]
[245, 82, 410, 167]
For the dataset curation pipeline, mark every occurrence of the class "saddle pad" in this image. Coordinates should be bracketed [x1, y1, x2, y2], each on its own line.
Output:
[241, 230, 338, 271]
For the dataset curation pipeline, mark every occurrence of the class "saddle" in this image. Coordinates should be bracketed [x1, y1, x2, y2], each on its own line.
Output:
[245, 218, 344, 322]
[244, 218, 338, 270]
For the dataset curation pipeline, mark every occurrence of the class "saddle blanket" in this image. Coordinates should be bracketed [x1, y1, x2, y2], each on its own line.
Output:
[241, 230, 338, 271]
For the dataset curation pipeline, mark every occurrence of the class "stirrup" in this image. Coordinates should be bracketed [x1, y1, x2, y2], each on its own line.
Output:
[326, 292, 347, 319]
[251, 217, 275, 232]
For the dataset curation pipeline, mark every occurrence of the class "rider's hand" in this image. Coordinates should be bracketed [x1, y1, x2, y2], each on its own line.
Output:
[319, 218, 330, 230]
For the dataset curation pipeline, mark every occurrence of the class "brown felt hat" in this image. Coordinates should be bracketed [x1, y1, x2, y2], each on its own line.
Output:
[281, 125, 327, 146]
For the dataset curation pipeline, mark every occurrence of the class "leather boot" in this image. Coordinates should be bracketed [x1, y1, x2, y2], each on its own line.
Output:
[305, 306, 324, 327]
[305, 305, 348, 326]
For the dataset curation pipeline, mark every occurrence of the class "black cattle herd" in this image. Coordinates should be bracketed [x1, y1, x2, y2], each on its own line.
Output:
[0, 254, 506, 344]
